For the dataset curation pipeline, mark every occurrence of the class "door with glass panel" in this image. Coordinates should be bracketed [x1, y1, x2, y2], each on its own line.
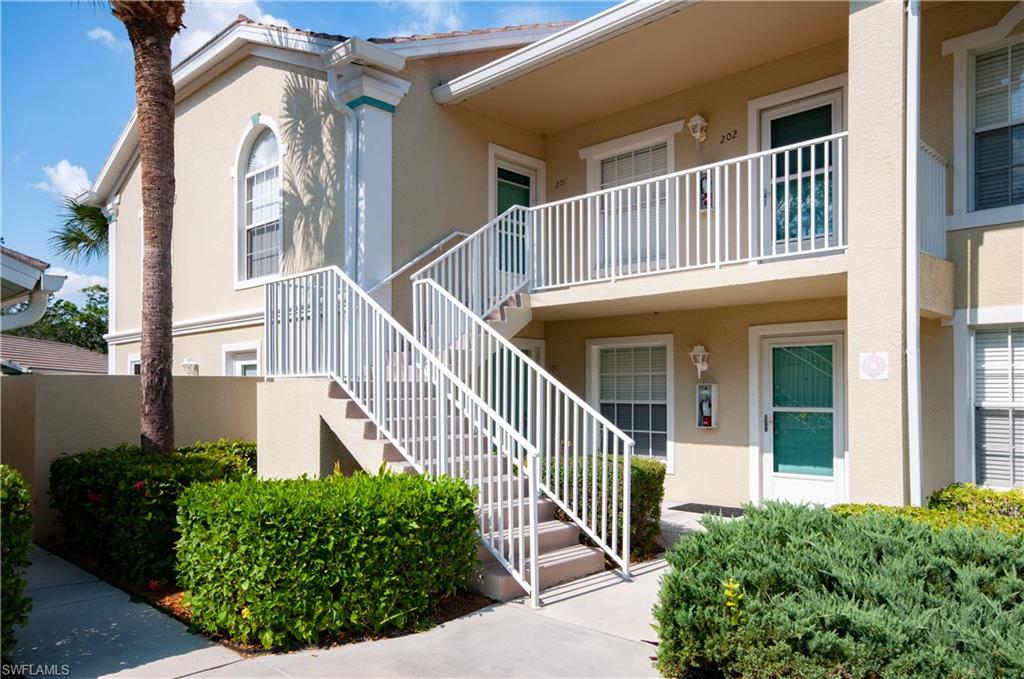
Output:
[760, 91, 843, 256]
[495, 163, 533, 286]
[760, 335, 845, 504]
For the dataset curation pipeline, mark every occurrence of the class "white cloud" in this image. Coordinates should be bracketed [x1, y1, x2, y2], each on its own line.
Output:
[173, 2, 291, 63]
[386, 1, 464, 37]
[32, 160, 91, 198]
[48, 268, 108, 306]
[87, 26, 129, 52]
[493, 2, 568, 27]
[13, 151, 26, 163]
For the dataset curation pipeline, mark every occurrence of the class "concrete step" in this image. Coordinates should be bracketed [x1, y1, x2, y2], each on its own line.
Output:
[476, 519, 581, 563]
[479, 497, 555, 527]
[471, 543, 606, 601]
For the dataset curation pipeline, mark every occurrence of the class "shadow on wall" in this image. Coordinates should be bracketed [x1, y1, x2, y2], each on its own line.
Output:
[281, 71, 345, 275]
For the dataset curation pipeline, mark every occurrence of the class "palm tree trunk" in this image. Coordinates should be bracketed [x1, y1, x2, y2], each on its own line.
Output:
[112, 1, 184, 452]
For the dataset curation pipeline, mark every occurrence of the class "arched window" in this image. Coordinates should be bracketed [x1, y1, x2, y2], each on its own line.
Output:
[241, 127, 281, 280]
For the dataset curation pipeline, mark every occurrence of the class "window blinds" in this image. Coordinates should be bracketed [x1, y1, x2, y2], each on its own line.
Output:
[974, 328, 1024, 487]
[973, 42, 1024, 210]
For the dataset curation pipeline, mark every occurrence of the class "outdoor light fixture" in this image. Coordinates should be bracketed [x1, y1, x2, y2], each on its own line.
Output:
[688, 344, 710, 379]
[182, 356, 199, 376]
[687, 114, 707, 143]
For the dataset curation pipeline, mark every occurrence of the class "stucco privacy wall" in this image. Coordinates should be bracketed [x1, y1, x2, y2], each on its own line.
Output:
[534, 297, 846, 505]
[541, 38, 848, 203]
[113, 57, 346, 333]
[0, 375, 257, 538]
[947, 223, 1024, 310]
[111, 325, 262, 376]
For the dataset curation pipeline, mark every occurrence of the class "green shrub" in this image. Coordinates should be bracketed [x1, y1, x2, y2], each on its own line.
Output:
[1, 465, 33, 655]
[49, 442, 252, 586]
[654, 504, 1024, 678]
[833, 483, 1024, 536]
[927, 482, 1024, 518]
[177, 439, 257, 473]
[552, 456, 665, 557]
[177, 471, 478, 650]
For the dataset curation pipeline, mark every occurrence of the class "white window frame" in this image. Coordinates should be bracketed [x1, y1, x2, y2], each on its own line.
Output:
[127, 352, 141, 376]
[233, 115, 285, 290]
[579, 120, 684, 192]
[943, 4, 1024, 230]
[488, 143, 546, 219]
[952, 304, 1024, 485]
[222, 340, 261, 377]
[585, 334, 675, 473]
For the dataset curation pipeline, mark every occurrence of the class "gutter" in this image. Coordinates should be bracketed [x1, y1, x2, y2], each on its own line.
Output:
[905, 0, 924, 506]
[0, 274, 65, 332]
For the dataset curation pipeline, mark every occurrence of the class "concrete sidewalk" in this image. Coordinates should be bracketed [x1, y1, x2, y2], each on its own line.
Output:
[8, 548, 240, 678]
[9, 547, 665, 678]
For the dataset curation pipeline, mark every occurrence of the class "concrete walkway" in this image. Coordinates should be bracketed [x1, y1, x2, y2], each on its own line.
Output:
[10, 547, 667, 678]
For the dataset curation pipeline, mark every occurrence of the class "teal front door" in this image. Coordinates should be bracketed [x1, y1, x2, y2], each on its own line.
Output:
[761, 334, 845, 505]
[495, 165, 532, 278]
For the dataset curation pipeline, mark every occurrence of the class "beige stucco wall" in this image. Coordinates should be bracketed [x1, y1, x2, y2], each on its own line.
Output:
[948, 224, 1024, 310]
[920, 318, 955, 496]
[113, 56, 346, 336]
[542, 37, 847, 203]
[0, 374, 257, 538]
[534, 297, 846, 505]
[111, 324, 263, 377]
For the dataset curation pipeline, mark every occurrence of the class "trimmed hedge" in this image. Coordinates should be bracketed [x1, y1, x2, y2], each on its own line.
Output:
[654, 504, 1024, 678]
[552, 456, 666, 556]
[1, 465, 33, 655]
[49, 441, 253, 586]
[834, 483, 1024, 536]
[176, 472, 478, 650]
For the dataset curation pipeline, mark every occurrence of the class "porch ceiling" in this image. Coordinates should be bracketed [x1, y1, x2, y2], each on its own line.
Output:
[453, 1, 849, 135]
[528, 255, 849, 320]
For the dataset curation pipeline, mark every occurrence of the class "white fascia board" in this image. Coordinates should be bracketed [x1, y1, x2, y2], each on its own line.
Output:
[385, 25, 566, 60]
[324, 36, 406, 73]
[0, 252, 47, 293]
[432, 0, 696, 105]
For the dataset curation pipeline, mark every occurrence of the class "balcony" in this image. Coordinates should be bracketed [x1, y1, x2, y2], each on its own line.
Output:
[450, 133, 850, 319]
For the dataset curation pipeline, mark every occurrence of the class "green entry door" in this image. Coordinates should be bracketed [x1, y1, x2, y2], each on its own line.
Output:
[762, 335, 844, 505]
[495, 164, 533, 277]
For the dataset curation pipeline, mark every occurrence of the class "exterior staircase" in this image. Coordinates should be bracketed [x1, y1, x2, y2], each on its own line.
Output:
[485, 292, 532, 339]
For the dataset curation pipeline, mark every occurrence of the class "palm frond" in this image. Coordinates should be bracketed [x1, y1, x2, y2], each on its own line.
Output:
[49, 197, 109, 264]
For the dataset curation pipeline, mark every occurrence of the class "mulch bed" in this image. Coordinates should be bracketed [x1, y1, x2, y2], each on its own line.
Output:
[36, 534, 492, 655]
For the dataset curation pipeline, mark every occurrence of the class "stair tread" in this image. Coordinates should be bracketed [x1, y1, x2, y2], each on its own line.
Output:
[480, 519, 578, 540]
[479, 543, 603, 577]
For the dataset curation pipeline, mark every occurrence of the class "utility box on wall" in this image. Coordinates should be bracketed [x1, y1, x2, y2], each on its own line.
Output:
[696, 383, 718, 429]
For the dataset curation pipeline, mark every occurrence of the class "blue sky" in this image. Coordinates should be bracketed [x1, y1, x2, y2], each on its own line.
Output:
[1, 0, 611, 303]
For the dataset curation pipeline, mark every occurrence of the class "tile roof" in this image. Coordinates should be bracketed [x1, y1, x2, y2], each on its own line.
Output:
[231, 15, 574, 47]
[0, 335, 108, 374]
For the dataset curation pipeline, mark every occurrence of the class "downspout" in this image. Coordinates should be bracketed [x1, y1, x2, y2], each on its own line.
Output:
[905, 0, 924, 506]
[1, 273, 65, 332]
[327, 65, 357, 280]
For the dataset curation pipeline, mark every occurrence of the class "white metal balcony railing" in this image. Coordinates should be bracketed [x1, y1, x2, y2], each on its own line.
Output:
[412, 278, 633, 573]
[918, 142, 949, 259]
[264, 267, 542, 607]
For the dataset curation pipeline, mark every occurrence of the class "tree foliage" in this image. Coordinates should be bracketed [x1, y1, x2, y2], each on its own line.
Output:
[5, 285, 108, 353]
[49, 197, 109, 264]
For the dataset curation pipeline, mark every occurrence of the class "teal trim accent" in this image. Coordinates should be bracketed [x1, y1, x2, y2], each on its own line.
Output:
[250, 113, 261, 127]
[346, 96, 396, 114]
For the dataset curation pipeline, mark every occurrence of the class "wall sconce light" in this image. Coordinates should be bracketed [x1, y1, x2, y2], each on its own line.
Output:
[182, 356, 199, 376]
[688, 344, 710, 379]
[687, 114, 707, 143]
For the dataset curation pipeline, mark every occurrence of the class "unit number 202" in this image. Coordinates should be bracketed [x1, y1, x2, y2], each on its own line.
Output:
[720, 129, 738, 144]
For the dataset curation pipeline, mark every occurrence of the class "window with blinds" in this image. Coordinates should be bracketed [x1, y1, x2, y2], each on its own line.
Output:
[243, 128, 282, 280]
[598, 344, 669, 459]
[973, 327, 1024, 488]
[972, 41, 1024, 211]
[598, 143, 670, 272]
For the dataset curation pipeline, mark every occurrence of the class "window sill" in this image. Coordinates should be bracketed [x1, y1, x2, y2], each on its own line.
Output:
[234, 274, 283, 291]
[947, 205, 1024, 231]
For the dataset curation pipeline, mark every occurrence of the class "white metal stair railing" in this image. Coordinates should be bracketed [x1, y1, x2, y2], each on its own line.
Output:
[411, 278, 634, 575]
[917, 141, 948, 259]
[264, 266, 542, 607]
[531, 132, 848, 289]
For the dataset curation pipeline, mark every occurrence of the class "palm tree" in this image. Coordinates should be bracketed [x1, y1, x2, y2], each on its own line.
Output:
[49, 197, 108, 264]
[110, 0, 185, 452]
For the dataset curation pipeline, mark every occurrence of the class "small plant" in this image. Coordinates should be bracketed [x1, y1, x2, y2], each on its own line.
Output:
[1, 465, 33, 654]
[176, 471, 478, 650]
[49, 440, 253, 585]
[721, 578, 744, 626]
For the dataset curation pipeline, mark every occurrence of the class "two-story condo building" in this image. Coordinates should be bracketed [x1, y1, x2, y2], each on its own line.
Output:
[85, 1, 1023, 602]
